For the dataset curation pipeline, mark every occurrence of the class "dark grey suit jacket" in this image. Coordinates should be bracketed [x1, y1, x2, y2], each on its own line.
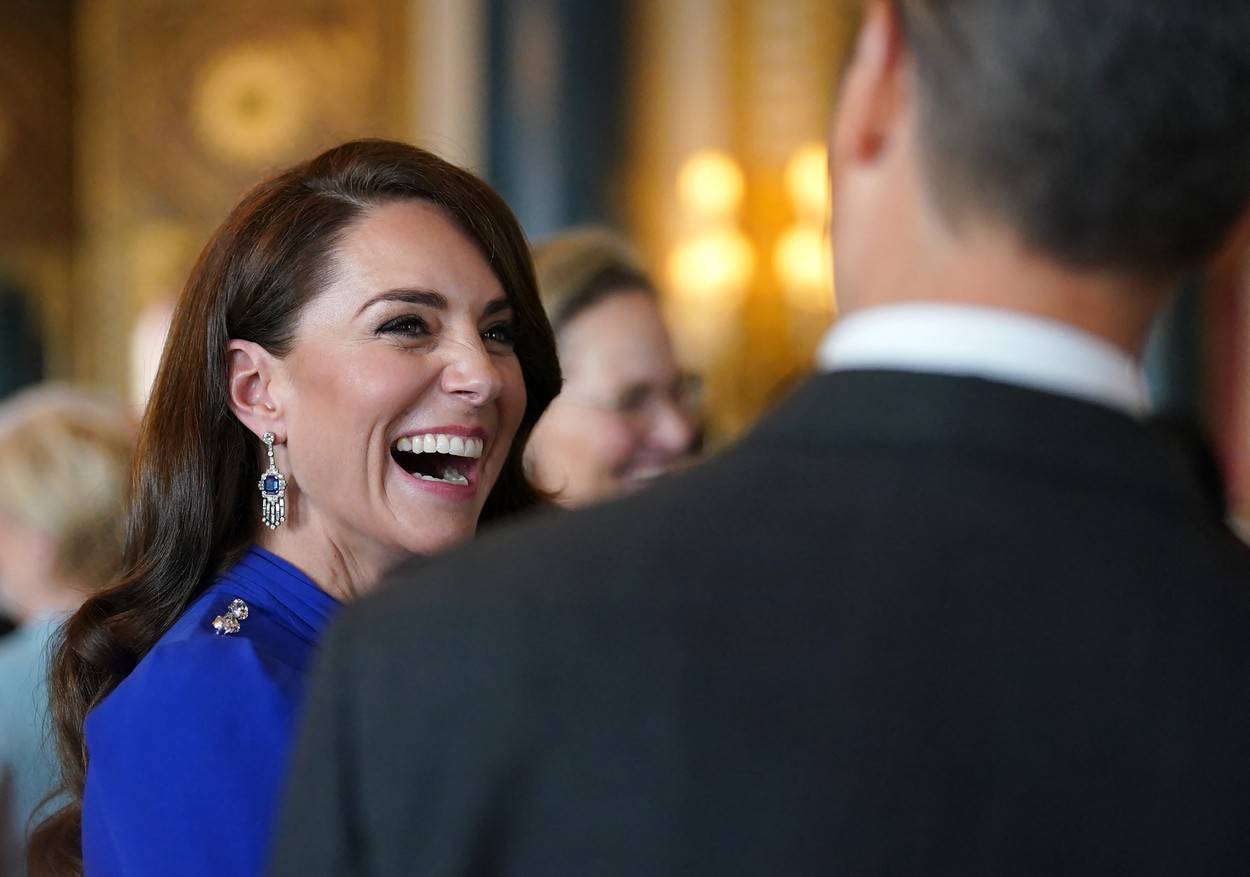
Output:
[270, 371, 1250, 876]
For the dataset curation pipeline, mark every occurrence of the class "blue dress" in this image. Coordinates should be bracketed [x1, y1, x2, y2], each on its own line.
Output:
[81, 547, 341, 876]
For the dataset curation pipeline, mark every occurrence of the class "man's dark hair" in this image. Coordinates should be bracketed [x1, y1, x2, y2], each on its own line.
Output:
[897, 0, 1250, 275]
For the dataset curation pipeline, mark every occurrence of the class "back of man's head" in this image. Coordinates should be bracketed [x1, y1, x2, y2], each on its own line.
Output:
[900, 0, 1250, 276]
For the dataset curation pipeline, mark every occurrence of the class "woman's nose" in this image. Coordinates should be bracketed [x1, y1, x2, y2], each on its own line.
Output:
[440, 338, 504, 406]
[648, 400, 696, 456]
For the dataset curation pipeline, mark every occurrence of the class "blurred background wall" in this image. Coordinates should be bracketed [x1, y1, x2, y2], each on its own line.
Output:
[0, 0, 1246, 521]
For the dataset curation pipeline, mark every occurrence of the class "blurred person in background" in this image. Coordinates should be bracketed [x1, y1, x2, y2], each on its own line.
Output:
[272, 1, 1250, 874]
[525, 228, 698, 506]
[0, 386, 132, 877]
[28, 139, 560, 877]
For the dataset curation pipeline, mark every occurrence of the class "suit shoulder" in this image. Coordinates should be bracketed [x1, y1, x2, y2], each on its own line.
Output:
[359, 458, 740, 635]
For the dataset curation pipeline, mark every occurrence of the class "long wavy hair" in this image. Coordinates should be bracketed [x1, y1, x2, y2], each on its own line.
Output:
[28, 139, 561, 875]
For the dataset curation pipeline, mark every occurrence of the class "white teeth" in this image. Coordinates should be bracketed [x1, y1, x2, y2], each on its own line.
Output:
[416, 467, 469, 486]
[392, 433, 484, 459]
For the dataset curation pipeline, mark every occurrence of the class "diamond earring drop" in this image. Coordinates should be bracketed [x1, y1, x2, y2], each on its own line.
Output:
[258, 432, 287, 529]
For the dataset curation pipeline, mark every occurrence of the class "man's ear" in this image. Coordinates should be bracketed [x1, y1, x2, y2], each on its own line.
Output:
[227, 339, 286, 442]
[830, 0, 909, 172]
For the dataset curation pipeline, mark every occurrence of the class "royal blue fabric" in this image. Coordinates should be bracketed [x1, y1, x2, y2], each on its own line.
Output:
[81, 547, 341, 876]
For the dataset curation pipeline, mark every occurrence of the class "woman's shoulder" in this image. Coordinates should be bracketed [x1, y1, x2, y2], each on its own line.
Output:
[85, 584, 314, 750]
[160, 580, 319, 672]
[80, 583, 317, 874]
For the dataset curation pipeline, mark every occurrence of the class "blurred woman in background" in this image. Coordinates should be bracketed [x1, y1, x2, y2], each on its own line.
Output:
[29, 139, 560, 876]
[526, 228, 699, 506]
[0, 386, 132, 877]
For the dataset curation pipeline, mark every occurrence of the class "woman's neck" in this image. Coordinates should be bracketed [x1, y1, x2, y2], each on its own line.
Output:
[255, 523, 409, 603]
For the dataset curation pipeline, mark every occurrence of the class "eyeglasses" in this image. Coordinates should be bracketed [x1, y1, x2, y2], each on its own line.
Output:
[561, 372, 703, 427]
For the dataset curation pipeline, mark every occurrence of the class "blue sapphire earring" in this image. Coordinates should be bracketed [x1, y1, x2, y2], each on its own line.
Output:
[259, 432, 286, 529]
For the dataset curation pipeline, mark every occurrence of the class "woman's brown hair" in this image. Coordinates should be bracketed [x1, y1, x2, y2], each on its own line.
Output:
[28, 139, 560, 874]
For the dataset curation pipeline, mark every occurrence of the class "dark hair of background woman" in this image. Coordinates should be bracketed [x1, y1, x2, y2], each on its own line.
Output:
[28, 139, 561, 875]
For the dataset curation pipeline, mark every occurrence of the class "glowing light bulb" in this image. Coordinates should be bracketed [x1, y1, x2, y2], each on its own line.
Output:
[784, 142, 830, 222]
[667, 227, 756, 309]
[677, 150, 746, 220]
[774, 225, 833, 311]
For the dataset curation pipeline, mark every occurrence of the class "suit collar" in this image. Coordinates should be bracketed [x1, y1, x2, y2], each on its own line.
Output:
[817, 304, 1149, 417]
[743, 370, 1219, 519]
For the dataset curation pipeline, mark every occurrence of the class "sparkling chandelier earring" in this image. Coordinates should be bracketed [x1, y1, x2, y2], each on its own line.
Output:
[259, 432, 287, 529]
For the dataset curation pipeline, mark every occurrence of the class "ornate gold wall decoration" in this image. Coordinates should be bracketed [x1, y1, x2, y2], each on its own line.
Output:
[75, 0, 410, 394]
[127, 221, 202, 310]
[628, 0, 858, 442]
[192, 43, 312, 167]
[0, 106, 10, 168]
[0, 2, 74, 381]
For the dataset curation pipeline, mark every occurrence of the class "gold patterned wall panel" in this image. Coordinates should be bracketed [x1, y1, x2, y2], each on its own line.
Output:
[76, 0, 410, 394]
[732, 0, 852, 411]
[0, 0, 75, 378]
[627, 0, 858, 442]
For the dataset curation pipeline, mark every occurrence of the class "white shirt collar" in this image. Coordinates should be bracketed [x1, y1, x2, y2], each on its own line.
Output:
[816, 303, 1149, 416]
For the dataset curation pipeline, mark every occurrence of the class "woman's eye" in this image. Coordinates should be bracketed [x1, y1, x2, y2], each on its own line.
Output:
[482, 321, 517, 347]
[378, 315, 429, 337]
[615, 385, 652, 414]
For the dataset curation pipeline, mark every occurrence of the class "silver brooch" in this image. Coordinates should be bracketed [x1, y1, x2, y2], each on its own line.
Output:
[211, 598, 250, 635]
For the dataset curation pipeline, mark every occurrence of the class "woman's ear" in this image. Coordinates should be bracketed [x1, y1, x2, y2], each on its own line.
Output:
[227, 340, 286, 441]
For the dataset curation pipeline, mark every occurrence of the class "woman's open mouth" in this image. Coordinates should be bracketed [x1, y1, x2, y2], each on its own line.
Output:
[390, 431, 484, 487]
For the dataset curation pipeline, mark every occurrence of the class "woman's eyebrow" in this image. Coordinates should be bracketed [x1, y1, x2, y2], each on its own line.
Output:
[484, 298, 513, 317]
[356, 288, 447, 317]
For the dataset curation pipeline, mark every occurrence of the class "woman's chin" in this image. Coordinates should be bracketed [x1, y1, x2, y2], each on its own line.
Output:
[390, 513, 478, 558]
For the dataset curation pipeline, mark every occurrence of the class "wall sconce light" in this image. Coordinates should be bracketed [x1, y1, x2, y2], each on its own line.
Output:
[676, 149, 746, 222]
[775, 141, 834, 314]
[667, 149, 755, 312]
[783, 141, 829, 221]
[669, 226, 756, 308]
[665, 149, 756, 367]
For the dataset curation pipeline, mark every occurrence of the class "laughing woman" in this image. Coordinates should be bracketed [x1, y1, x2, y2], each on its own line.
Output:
[28, 140, 560, 876]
